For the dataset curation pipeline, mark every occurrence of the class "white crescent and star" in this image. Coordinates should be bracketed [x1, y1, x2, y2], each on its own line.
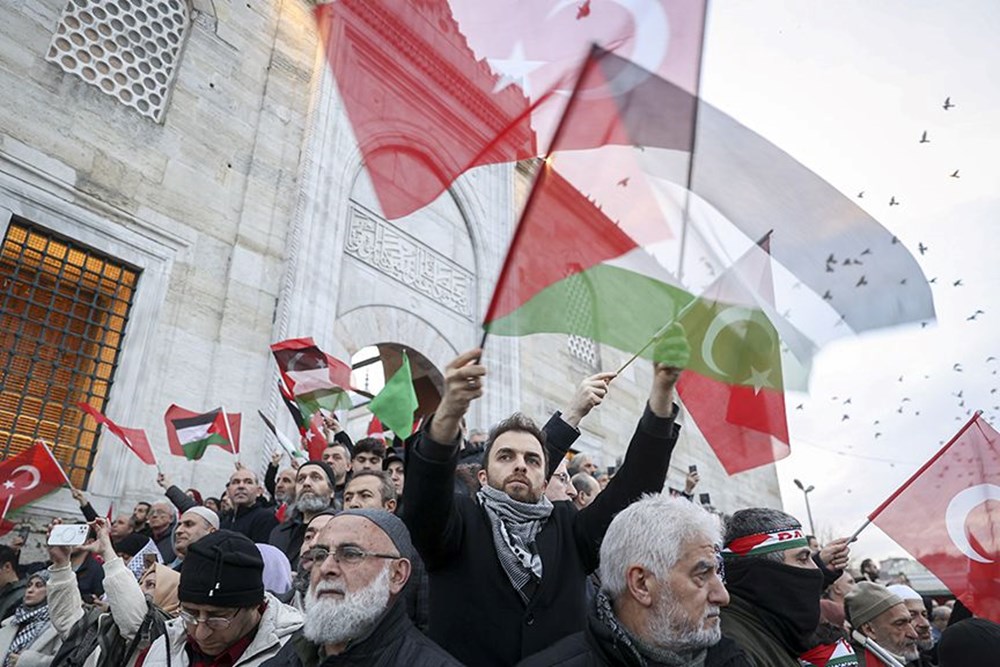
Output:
[3, 465, 41, 492]
[486, 0, 669, 100]
[699, 306, 778, 394]
[945, 483, 1000, 563]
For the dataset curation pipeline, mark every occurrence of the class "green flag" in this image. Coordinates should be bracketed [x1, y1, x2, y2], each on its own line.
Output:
[368, 351, 419, 439]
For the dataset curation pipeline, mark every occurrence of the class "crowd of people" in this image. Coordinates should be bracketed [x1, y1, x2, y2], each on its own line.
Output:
[0, 347, 997, 666]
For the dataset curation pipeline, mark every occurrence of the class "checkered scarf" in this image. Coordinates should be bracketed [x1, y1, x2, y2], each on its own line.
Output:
[477, 484, 553, 602]
[127, 538, 164, 580]
[4, 602, 50, 665]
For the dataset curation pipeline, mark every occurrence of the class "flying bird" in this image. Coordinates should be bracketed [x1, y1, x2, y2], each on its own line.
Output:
[617, 176, 629, 187]
[918, 243, 928, 255]
[987, 356, 997, 362]
[967, 309, 985, 321]
[861, 248, 872, 256]
[954, 390, 963, 398]
[856, 275, 868, 287]
[844, 398, 853, 405]
[928, 277, 937, 284]
[822, 290, 833, 301]
[953, 279, 963, 287]
[842, 414, 850, 421]
[796, 404, 804, 410]
[943, 96, 955, 110]
[875, 432, 882, 438]
[827, 253, 836, 264]
[953, 363, 963, 372]
[919, 131, 930, 143]
[889, 197, 900, 206]
[950, 169, 960, 178]
[857, 191, 865, 198]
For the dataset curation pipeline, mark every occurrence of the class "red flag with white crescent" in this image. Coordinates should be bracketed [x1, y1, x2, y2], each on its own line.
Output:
[0, 441, 71, 512]
[869, 413, 1000, 623]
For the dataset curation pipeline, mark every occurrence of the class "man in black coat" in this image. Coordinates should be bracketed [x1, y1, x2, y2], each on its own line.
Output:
[220, 467, 279, 543]
[269, 461, 338, 570]
[519, 493, 753, 667]
[262, 508, 460, 667]
[402, 343, 688, 667]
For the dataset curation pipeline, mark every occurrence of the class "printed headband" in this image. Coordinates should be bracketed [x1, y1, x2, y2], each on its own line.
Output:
[722, 528, 808, 558]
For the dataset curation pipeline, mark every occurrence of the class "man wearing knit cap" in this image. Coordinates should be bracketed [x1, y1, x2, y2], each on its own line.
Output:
[269, 461, 337, 571]
[885, 584, 933, 665]
[719, 507, 827, 666]
[262, 509, 460, 666]
[845, 582, 919, 666]
[140, 530, 302, 666]
[169, 506, 220, 571]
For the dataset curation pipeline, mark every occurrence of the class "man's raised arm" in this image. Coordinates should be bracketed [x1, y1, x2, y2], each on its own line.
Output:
[402, 348, 486, 567]
[574, 332, 690, 569]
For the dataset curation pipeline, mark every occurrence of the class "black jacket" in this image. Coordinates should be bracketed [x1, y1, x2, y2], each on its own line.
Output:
[165, 485, 197, 514]
[221, 497, 280, 543]
[261, 597, 460, 667]
[402, 404, 680, 667]
[0, 578, 26, 622]
[518, 596, 755, 667]
[269, 509, 313, 571]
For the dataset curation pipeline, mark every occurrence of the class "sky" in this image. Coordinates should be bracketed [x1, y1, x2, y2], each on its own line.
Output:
[697, 0, 1000, 561]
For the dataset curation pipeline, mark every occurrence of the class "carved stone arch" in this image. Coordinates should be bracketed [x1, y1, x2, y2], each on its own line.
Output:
[334, 304, 458, 374]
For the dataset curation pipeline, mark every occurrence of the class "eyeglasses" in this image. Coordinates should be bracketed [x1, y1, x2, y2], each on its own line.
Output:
[307, 544, 400, 566]
[179, 608, 243, 630]
[552, 472, 569, 484]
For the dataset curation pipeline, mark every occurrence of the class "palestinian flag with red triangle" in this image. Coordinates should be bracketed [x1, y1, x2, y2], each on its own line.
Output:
[164, 405, 240, 460]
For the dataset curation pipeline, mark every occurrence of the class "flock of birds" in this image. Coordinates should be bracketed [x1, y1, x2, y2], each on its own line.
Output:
[788, 94, 996, 476]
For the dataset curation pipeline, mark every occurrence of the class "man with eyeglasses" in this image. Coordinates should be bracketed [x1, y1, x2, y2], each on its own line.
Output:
[544, 457, 577, 503]
[263, 509, 460, 666]
[138, 530, 302, 666]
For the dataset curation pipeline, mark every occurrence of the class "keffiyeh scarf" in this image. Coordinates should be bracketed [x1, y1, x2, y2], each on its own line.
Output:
[477, 484, 553, 602]
[4, 603, 50, 666]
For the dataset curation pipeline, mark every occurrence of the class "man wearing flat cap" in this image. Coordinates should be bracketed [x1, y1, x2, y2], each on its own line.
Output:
[263, 509, 460, 666]
[139, 530, 303, 666]
[846, 581, 919, 666]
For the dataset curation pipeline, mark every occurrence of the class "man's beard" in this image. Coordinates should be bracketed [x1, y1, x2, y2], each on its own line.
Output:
[646, 595, 722, 653]
[303, 566, 391, 645]
[916, 637, 934, 652]
[488, 472, 542, 504]
[898, 642, 921, 661]
[295, 492, 331, 514]
[275, 490, 294, 504]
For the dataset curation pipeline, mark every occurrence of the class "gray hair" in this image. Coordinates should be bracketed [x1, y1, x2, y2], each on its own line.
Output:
[600, 493, 722, 600]
[724, 507, 802, 563]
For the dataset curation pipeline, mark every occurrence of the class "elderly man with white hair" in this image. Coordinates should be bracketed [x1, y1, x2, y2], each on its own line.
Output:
[886, 584, 934, 666]
[518, 493, 753, 667]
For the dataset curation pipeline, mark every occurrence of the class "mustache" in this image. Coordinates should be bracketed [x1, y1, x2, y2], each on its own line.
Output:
[503, 474, 531, 486]
[313, 581, 345, 596]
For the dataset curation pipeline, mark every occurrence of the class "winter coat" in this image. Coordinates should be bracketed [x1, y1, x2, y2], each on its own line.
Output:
[0, 612, 62, 667]
[141, 592, 302, 667]
[48, 555, 162, 667]
[402, 405, 680, 667]
[260, 597, 459, 667]
[221, 498, 280, 544]
[720, 594, 801, 667]
[268, 510, 313, 572]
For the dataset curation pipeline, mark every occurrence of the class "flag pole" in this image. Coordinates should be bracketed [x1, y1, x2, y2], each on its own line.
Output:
[480, 46, 604, 361]
[220, 406, 238, 465]
[614, 296, 698, 376]
[847, 519, 871, 543]
[36, 439, 72, 486]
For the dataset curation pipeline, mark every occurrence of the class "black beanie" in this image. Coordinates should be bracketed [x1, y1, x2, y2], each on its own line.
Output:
[298, 460, 337, 489]
[938, 618, 1000, 666]
[179, 530, 264, 607]
[114, 533, 150, 559]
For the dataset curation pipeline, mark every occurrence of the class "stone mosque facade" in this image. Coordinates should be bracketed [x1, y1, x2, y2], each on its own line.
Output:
[0, 1, 780, 521]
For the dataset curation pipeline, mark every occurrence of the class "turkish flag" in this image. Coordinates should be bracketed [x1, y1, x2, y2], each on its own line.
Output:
[77, 402, 157, 466]
[315, 0, 706, 219]
[870, 414, 1000, 623]
[0, 442, 71, 512]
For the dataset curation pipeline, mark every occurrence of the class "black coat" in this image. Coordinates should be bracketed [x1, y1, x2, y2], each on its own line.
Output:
[517, 599, 755, 667]
[269, 510, 309, 571]
[402, 404, 680, 667]
[261, 598, 461, 667]
[221, 497, 279, 544]
[0, 578, 26, 622]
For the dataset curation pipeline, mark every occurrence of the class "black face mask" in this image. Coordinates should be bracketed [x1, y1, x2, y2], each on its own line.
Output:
[724, 557, 825, 653]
